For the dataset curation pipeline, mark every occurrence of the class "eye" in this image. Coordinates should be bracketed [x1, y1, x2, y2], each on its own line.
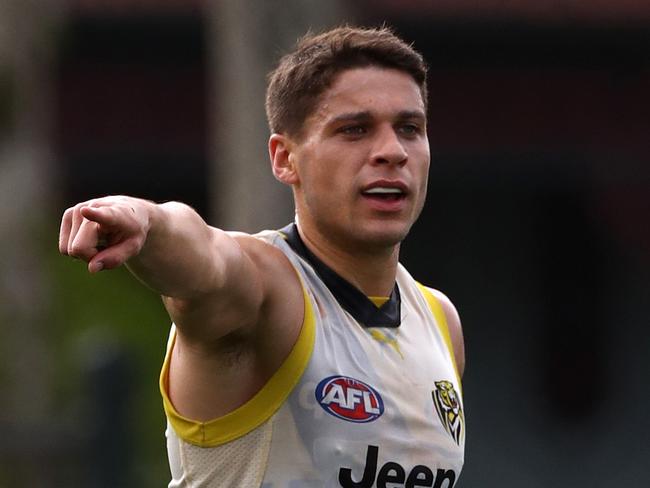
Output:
[338, 125, 367, 137]
[397, 123, 422, 137]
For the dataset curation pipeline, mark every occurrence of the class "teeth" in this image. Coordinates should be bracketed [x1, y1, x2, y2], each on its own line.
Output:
[364, 187, 403, 194]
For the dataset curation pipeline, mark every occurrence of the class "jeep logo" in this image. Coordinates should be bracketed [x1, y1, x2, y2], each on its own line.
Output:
[339, 445, 456, 488]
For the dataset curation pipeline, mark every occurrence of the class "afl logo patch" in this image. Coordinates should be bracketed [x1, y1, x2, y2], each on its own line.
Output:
[315, 375, 384, 423]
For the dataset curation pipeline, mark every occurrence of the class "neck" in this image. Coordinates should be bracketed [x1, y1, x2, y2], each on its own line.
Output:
[296, 221, 400, 297]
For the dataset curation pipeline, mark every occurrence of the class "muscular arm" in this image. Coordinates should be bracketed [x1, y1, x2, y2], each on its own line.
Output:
[60, 196, 304, 420]
[62, 198, 236, 295]
[60, 197, 263, 336]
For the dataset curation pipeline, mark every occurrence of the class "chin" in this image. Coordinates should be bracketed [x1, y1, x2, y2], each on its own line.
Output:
[353, 222, 411, 249]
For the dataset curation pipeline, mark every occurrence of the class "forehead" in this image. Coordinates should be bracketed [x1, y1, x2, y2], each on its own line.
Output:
[310, 67, 425, 124]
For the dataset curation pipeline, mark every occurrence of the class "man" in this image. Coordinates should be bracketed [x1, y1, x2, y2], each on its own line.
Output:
[60, 25, 465, 487]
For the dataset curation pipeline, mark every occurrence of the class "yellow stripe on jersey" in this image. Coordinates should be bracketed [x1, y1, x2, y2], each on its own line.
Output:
[159, 281, 316, 447]
[369, 329, 404, 359]
[416, 283, 462, 389]
[368, 296, 389, 308]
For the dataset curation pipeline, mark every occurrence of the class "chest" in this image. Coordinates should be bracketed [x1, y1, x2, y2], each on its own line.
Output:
[298, 290, 461, 436]
[264, 287, 465, 486]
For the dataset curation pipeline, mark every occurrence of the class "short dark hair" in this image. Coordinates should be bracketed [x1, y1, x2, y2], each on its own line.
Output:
[265, 25, 428, 139]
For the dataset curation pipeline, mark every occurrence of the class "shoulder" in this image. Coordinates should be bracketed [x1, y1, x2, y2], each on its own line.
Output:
[228, 230, 288, 266]
[164, 230, 307, 423]
[429, 288, 466, 379]
[227, 230, 297, 280]
[230, 230, 304, 335]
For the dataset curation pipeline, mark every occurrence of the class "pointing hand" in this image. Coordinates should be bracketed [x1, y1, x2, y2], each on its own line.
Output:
[59, 197, 151, 273]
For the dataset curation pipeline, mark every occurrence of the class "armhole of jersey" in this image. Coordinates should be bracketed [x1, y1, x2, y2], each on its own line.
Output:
[416, 282, 462, 390]
[158, 274, 316, 448]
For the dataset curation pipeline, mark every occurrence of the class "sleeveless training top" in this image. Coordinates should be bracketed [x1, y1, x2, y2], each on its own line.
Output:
[160, 226, 465, 487]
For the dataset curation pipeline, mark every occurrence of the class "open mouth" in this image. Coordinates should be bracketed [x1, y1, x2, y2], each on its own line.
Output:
[361, 187, 406, 201]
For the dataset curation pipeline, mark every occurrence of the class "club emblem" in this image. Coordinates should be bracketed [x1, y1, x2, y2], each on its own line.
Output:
[432, 380, 464, 445]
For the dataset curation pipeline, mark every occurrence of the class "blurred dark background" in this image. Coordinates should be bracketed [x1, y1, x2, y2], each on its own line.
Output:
[1, 0, 648, 486]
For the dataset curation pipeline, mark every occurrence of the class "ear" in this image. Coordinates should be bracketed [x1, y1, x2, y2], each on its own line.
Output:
[269, 133, 299, 185]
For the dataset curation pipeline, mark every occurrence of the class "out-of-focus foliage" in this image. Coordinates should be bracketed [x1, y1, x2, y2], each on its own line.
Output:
[38, 221, 170, 486]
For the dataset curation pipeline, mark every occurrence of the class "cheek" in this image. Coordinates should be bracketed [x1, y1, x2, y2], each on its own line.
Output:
[413, 159, 430, 205]
[310, 157, 348, 189]
[416, 152, 430, 186]
[421, 164, 430, 189]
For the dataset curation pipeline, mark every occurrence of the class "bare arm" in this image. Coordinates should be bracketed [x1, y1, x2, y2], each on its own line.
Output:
[60, 196, 303, 422]
[60, 197, 227, 295]
[59, 196, 297, 341]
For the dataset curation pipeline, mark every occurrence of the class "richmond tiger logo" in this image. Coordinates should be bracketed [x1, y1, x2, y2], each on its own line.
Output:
[432, 380, 464, 445]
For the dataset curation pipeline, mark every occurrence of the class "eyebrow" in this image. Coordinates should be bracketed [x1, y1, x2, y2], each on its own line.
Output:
[328, 110, 426, 125]
[396, 110, 427, 121]
[328, 111, 373, 125]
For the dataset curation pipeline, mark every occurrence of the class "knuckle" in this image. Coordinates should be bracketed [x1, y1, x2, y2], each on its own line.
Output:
[68, 245, 84, 258]
[69, 240, 86, 254]
[70, 238, 95, 260]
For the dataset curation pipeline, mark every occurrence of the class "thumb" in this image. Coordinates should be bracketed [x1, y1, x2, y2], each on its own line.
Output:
[88, 258, 105, 273]
[87, 238, 140, 273]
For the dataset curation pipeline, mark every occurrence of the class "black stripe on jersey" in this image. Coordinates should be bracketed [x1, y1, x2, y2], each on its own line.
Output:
[280, 223, 401, 328]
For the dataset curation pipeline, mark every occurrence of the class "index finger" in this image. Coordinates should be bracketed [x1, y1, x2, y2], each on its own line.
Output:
[80, 205, 119, 228]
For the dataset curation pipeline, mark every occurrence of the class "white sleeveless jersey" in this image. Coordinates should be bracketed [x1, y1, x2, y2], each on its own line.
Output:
[160, 228, 465, 487]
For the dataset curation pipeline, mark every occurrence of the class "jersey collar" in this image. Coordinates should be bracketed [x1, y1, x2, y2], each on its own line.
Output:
[280, 223, 401, 328]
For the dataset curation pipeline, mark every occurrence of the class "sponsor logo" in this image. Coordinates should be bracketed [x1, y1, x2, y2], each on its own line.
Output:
[432, 380, 464, 445]
[339, 445, 457, 488]
[315, 375, 384, 423]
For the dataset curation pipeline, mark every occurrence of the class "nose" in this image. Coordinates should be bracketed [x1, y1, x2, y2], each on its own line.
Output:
[371, 126, 408, 166]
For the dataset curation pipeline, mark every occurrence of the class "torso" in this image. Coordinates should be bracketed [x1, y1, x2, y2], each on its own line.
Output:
[161, 228, 465, 487]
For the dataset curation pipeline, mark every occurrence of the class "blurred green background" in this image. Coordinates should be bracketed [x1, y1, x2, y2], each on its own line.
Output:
[1, 1, 649, 487]
[1, 221, 170, 486]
